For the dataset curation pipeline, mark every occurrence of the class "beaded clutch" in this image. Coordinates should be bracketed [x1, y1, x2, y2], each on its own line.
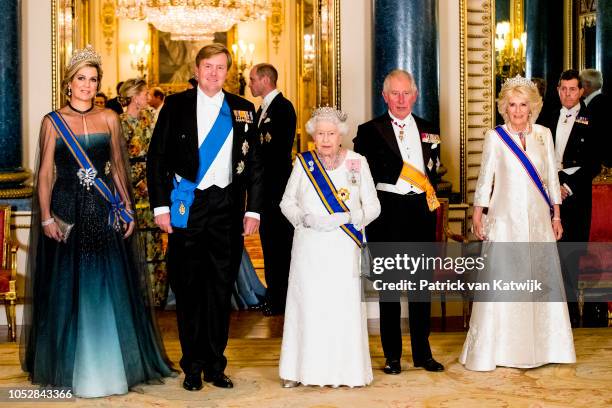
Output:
[52, 212, 74, 243]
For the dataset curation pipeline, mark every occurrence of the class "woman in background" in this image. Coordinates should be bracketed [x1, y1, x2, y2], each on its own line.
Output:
[119, 79, 169, 308]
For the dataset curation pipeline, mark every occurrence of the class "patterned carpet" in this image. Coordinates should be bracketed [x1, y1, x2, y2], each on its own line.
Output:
[1, 327, 611, 407]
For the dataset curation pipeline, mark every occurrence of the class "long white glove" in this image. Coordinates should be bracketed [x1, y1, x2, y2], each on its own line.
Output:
[303, 212, 350, 232]
[349, 209, 364, 231]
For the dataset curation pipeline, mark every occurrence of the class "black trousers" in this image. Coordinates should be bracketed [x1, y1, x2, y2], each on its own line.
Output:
[366, 191, 437, 363]
[259, 202, 293, 310]
[559, 191, 592, 324]
[167, 186, 243, 376]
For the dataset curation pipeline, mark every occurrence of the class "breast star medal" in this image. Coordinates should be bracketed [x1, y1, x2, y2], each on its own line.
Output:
[337, 188, 350, 201]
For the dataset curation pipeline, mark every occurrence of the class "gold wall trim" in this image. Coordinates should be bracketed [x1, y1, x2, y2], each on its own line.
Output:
[461, 0, 495, 207]
[51, 0, 58, 110]
[564, 0, 573, 70]
[334, 0, 341, 109]
[460, 0, 467, 202]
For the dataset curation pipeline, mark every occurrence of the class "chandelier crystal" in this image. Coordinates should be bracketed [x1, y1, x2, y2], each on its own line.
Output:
[116, 1, 272, 42]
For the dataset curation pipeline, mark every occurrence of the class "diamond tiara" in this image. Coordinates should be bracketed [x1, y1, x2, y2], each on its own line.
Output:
[311, 106, 348, 122]
[502, 75, 537, 91]
[68, 44, 102, 69]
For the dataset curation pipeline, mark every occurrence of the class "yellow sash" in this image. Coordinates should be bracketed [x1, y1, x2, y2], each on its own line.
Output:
[399, 162, 440, 211]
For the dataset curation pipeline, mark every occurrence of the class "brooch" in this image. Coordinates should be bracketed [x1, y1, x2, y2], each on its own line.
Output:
[337, 188, 350, 201]
[236, 160, 245, 175]
[308, 160, 315, 172]
[77, 168, 97, 190]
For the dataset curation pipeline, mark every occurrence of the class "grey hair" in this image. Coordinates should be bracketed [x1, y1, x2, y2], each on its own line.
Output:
[305, 114, 349, 137]
[383, 69, 418, 94]
[580, 68, 603, 90]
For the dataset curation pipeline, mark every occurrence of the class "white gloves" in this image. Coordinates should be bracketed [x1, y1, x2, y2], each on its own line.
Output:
[303, 212, 351, 232]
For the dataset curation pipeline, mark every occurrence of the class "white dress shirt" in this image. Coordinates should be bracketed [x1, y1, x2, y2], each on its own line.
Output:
[376, 112, 425, 194]
[153, 89, 234, 217]
[555, 103, 581, 171]
[258, 88, 280, 126]
[554, 103, 581, 196]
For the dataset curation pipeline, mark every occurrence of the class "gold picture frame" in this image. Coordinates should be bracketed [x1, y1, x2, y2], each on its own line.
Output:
[148, 26, 237, 95]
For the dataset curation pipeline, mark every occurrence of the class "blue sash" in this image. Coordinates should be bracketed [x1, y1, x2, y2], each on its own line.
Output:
[47, 111, 134, 229]
[494, 126, 553, 211]
[297, 151, 363, 248]
[170, 99, 232, 228]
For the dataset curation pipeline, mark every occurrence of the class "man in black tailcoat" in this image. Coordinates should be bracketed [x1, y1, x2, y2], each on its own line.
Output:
[147, 44, 263, 391]
[353, 69, 444, 374]
[248, 63, 296, 316]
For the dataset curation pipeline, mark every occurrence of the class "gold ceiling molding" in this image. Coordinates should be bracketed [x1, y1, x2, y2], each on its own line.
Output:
[101, 0, 116, 55]
[268, 0, 283, 54]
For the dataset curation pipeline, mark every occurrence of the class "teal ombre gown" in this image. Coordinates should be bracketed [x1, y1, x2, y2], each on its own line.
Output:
[21, 109, 175, 398]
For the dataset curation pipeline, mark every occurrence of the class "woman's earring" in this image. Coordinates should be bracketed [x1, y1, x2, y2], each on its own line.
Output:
[67, 87, 72, 97]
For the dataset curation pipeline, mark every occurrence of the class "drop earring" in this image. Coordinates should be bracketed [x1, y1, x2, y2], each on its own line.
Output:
[67, 87, 72, 97]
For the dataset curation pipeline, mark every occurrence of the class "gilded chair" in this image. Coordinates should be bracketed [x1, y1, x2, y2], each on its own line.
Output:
[0, 205, 17, 341]
[434, 198, 470, 331]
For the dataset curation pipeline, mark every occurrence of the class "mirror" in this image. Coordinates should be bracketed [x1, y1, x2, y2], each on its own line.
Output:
[52, 0, 341, 154]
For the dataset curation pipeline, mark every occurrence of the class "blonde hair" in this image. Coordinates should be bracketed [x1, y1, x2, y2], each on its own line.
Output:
[497, 82, 543, 124]
[195, 43, 232, 69]
[62, 60, 103, 97]
[118, 78, 147, 106]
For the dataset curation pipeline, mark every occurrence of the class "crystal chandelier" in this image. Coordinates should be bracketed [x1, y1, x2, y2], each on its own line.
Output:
[116, 1, 272, 42]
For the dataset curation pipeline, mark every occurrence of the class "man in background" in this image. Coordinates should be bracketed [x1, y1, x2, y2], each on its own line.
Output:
[248, 63, 296, 316]
[148, 86, 166, 123]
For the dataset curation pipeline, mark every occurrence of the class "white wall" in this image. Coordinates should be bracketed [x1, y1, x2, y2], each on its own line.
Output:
[340, 0, 372, 148]
[438, 1, 461, 193]
[22, 0, 53, 172]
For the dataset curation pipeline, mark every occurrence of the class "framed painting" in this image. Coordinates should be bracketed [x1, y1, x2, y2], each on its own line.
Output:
[148, 26, 237, 94]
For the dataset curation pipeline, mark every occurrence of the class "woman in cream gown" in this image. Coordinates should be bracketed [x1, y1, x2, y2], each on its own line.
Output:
[278, 107, 380, 387]
[459, 76, 576, 371]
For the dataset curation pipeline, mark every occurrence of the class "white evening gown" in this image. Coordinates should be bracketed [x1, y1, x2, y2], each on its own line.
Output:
[459, 124, 576, 371]
[279, 150, 380, 386]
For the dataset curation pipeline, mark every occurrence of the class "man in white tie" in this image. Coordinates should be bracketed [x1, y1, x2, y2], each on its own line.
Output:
[148, 86, 165, 123]
[147, 44, 263, 391]
[353, 69, 444, 374]
[248, 63, 296, 316]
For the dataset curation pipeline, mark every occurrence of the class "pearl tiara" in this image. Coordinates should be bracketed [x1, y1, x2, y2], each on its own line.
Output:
[68, 45, 102, 69]
[311, 106, 348, 122]
[501, 75, 537, 91]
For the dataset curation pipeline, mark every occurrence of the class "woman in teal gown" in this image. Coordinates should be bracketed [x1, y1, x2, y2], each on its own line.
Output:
[20, 46, 175, 398]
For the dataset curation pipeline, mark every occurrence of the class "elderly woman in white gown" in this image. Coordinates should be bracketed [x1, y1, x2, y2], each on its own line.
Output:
[459, 76, 576, 371]
[278, 107, 380, 387]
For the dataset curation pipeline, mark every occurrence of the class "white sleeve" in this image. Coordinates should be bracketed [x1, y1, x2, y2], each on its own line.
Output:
[280, 159, 306, 228]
